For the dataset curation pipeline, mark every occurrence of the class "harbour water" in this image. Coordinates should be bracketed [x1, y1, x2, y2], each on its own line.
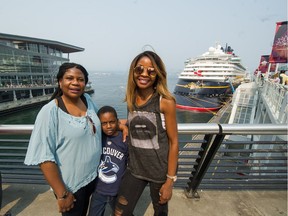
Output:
[0, 71, 213, 124]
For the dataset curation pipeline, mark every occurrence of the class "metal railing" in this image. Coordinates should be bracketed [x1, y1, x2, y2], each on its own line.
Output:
[177, 123, 287, 198]
[0, 125, 44, 185]
[260, 81, 287, 124]
[0, 123, 287, 199]
[254, 76, 288, 124]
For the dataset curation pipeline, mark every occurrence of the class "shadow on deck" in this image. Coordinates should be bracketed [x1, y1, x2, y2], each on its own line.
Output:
[0, 184, 287, 216]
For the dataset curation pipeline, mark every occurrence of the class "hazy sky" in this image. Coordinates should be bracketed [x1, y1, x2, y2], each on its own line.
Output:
[0, 0, 287, 73]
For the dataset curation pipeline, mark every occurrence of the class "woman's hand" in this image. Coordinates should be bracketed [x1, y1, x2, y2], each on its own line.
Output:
[39, 162, 76, 213]
[57, 192, 76, 213]
[158, 180, 173, 204]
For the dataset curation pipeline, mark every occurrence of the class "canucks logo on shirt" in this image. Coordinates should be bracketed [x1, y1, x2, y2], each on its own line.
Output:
[98, 156, 120, 183]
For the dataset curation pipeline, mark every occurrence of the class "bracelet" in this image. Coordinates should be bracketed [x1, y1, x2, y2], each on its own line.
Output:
[57, 190, 69, 200]
[166, 174, 177, 182]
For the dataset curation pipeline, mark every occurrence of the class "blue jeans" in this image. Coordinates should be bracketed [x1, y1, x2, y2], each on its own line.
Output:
[88, 191, 116, 216]
[115, 170, 168, 216]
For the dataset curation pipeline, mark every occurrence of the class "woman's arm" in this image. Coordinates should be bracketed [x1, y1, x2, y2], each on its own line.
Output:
[40, 161, 76, 213]
[159, 98, 179, 204]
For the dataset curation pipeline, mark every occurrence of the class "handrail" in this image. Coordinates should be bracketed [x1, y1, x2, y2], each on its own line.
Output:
[0, 125, 34, 135]
[0, 123, 287, 199]
[177, 123, 219, 134]
[1, 123, 287, 135]
[220, 124, 287, 135]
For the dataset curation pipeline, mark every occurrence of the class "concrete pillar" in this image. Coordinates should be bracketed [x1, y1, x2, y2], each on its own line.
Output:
[29, 90, 33, 98]
[13, 90, 17, 101]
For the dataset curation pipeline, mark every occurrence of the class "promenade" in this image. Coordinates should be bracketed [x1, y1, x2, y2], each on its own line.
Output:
[1, 107, 287, 216]
[0, 184, 287, 216]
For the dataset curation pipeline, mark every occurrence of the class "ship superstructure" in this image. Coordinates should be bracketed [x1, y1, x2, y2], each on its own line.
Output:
[174, 44, 247, 111]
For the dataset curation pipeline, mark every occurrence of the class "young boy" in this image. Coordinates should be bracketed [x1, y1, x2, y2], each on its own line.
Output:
[88, 106, 128, 216]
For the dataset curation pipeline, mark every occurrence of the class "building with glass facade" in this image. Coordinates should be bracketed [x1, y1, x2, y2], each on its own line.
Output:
[0, 33, 84, 114]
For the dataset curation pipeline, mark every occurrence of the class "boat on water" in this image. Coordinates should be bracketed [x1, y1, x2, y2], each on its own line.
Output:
[0, 33, 92, 115]
[173, 44, 247, 112]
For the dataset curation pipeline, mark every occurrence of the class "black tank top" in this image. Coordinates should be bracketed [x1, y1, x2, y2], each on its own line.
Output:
[56, 95, 87, 114]
[127, 93, 169, 183]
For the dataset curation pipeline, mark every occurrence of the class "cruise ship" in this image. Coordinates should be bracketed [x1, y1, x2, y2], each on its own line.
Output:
[0, 33, 85, 115]
[174, 44, 247, 112]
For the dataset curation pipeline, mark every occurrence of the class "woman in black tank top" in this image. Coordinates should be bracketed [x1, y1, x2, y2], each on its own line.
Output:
[115, 51, 179, 216]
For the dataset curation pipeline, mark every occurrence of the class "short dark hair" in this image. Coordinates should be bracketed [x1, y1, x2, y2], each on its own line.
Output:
[97, 106, 118, 119]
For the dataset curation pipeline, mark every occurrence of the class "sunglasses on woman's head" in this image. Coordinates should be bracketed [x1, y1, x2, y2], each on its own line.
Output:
[86, 115, 96, 135]
[133, 65, 157, 77]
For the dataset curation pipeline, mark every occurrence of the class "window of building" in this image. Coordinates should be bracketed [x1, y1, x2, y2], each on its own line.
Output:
[17, 43, 27, 50]
[28, 43, 38, 53]
[39, 45, 48, 54]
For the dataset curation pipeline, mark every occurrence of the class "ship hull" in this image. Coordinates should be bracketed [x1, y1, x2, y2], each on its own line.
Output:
[173, 79, 236, 112]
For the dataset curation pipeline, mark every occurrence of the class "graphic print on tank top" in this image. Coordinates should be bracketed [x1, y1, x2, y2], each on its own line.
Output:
[128, 111, 159, 149]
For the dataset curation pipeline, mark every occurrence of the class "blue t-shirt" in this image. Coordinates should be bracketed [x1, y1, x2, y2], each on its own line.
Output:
[24, 93, 102, 193]
[95, 131, 128, 196]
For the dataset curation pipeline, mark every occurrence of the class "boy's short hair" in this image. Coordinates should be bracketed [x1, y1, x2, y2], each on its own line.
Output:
[97, 106, 118, 119]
